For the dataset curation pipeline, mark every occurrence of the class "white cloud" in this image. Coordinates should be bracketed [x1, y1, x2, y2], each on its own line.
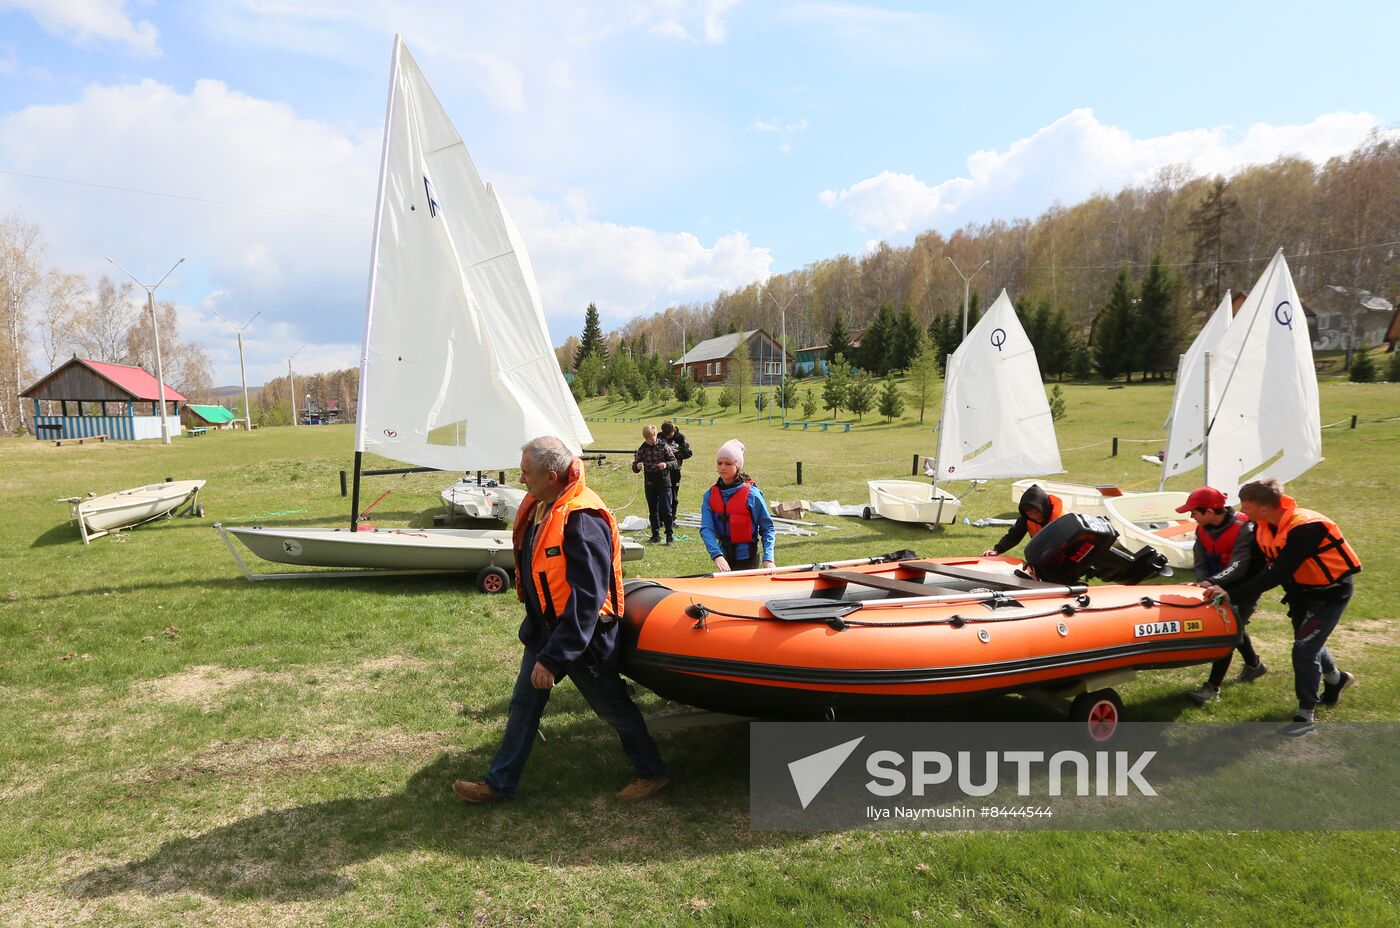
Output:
[821, 108, 1399, 238]
[0, 77, 770, 381]
[753, 114, 809, 154]
[0, 0, 159, 56]
[777, 2, 968, 67]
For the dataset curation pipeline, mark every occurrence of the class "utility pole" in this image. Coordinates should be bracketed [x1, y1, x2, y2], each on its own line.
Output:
[213, 310, 260, 431]
[107, 256, 184, 445]
[763, 285, 803, 426]
[946, 256, 989, 339]
[289, 345, 306, 426]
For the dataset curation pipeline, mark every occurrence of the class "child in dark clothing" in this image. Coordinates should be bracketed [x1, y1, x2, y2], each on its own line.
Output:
[632, 424, 677, 544]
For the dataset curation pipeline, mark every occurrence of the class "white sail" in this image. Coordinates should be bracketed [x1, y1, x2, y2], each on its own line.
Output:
[1161, 290, 1234, 480]
[354, 38, 591, 471]
[1203, 250, 1321, 497]
[934, 290, 1063, 481]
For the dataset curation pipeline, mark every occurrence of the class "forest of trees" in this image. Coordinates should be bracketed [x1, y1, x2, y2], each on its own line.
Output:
[572, 134, 1398, 380]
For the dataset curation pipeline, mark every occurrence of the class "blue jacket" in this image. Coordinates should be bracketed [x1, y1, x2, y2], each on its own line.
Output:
[515, 509, 619, 678]
[700, 479, 777, 564]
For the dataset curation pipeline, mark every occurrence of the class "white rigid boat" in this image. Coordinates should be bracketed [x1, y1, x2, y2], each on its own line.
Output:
[1102, 491, 1195, 570]
[218, 523, 642, 577]
[1010, 479, 1120, 517]
[63, 479, 205, 543]
[864, 480, 961, 525]
[440, 475, 525, 521]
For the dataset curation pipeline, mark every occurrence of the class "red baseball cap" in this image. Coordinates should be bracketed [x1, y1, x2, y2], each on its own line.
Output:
[1176, 487, 1226, 513]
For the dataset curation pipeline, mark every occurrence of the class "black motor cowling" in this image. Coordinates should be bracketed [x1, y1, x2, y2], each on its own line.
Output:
[1024, 513, 1166, 585]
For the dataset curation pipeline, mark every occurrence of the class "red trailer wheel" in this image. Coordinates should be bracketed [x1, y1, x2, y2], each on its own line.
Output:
[477, 566, 511, 595]
[1069, 689, 1123, 743]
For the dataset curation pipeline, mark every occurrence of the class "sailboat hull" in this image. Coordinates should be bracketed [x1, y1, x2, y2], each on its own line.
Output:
[440, 477, 525, 521]
[222, 525, 643, 571]
[867, 480, 961, 525]
[1102, 492, 1195, 570]
[1011, 479, 1115, 517]
[70, 480, 205, 542]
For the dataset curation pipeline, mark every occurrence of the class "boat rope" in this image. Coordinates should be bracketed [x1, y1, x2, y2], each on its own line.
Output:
[684, 594, 1219, 633]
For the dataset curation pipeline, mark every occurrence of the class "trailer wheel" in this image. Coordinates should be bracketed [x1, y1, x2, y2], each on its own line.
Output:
[1069, 688, 1123, 743]
[862, 506, 873, 520]
[477, 566, 511, 595]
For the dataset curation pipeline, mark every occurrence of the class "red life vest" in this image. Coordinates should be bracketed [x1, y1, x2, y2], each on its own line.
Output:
[708, 480, 755, 545]
[1196, 511, 1248, 574]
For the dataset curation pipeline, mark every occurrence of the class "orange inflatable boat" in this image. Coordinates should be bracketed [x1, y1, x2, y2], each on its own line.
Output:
[620, 550, 1238, 733]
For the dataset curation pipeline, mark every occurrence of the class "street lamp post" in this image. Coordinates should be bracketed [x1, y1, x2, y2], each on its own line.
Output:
[107, 256, 184, 445]
[763, 286, 803, 426]
[946, 256, 990, 339]
[213, 310, 260, 431]
[670, 316, 687, 382]
[289, 345, 306, 426]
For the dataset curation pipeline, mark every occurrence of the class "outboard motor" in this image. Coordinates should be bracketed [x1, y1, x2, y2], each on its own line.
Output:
[1024, 513, 1166, 585]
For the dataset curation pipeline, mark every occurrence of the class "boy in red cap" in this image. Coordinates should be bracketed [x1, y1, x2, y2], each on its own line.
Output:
[1178, 486, 1268, 704]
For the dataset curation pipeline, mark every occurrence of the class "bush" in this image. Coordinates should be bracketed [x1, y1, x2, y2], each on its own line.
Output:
[1049, 384, 1067, 421]
[801, 389, 817, 420]
[1349, 350, 1376, 383]
[718, 384, 737, 410]
[695, 386, 708, 410]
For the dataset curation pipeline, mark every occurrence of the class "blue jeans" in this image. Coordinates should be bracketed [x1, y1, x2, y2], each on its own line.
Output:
[1289, 591, 1349, 709]
[485, 647, 669, 798]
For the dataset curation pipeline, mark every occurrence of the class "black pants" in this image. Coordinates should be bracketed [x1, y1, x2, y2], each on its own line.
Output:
[645, 481, 674, 539]
[1208, 598, 1261, 687]
[1288, 588, 1349, 709]
[669, 473, 682, 522]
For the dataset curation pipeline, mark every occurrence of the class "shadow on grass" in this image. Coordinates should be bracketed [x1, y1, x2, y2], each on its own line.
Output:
[64, 720, 786, 903]
[30, 522, 79, 548]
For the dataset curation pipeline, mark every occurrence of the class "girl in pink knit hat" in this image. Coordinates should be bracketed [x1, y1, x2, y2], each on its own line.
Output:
[700, 439, 776, 572]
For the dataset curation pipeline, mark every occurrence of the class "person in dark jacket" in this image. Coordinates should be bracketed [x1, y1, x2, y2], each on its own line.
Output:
[983, 484, 1064, 556]
[659, 420, 692, 523]
[632, 424, 678, 544]
[453, 436, 669, 803]
[1176, 486, 1268, 704]
[1205, 478, 1362, 737]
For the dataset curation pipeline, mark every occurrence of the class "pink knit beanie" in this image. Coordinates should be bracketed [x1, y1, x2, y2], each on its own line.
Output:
[716, 439, 745, 469]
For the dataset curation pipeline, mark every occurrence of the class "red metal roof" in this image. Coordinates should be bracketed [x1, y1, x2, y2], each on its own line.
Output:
[80, 359, 189, 402]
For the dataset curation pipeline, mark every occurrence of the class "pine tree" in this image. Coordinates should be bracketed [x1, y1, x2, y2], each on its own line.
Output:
[1349, 349, 1376, 383]
[906, 331, 939, 424]
[1071, 339, 1094, 380]
[890, 305, 922, 372]
[574, 303, 607, 369]
[828, 316, 854, 366]
[1094, 268, 1135, 381]
[824, 354, 852, 416]
[695, 385, 708, 410]
[801, 388, 817, 419]
[718, 384, 737, 410]
[1134, 255, 1184, 379]
[1387, 350, 1400, 383]
[877, 376, 905, 422]
[846, 373, 875, 420]
[1187, 177, 1239, 309]
[1048, 384, 1067, 421]
[860, 302, 897, 375]
[574, 352, 605, 397]
[1041, 306, 1076, 379]
[672, 366, 693, 403]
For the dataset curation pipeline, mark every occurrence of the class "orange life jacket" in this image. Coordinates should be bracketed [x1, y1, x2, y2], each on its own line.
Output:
[1252, 496, 1361, 588]
[512, 459, 623, 622]
[1025, 494, 1065, 538]
[708, 480, 755, 545]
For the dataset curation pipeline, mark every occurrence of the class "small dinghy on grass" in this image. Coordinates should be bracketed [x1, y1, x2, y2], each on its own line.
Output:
[1010, 479, 1121, 517]
[620, 531, 1225, 738]
[864, 479, 961, 525]
[1102, 491, 1194, 570]
[61, 479, 205, 543]
[440, 475, 525, 522]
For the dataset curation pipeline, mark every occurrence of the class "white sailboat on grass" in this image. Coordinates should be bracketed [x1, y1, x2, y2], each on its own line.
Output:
[869, 290, 1063, 525]
[217, 37, 640, 589]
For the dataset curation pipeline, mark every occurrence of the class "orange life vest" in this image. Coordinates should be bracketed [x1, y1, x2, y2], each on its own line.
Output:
[1252, 496, 1361, 588]
[512, 459, 623, 622]
[1025, 494, 1065, 538]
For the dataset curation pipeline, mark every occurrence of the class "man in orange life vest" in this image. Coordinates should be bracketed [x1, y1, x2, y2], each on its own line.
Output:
[1177, 486, 1268, 705]
[1205, 478, 1362, 737]
[453, 436, 670, 802]
[983, 483, 1063, 557]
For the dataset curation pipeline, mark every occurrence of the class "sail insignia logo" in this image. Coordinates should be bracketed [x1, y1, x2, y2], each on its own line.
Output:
[423, 176, 441, 218]
[990, 328, 1007, 351]
[1274, 300, 1293, 329]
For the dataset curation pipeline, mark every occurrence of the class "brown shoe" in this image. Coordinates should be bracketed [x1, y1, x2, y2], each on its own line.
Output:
[616, 776, 670, 802]
[453, 779, 506, 803]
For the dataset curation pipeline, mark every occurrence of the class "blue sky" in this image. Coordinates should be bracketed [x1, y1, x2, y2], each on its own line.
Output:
[1, 1, 1395, 384]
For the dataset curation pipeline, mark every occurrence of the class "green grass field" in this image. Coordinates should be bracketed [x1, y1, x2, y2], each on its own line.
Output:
[2, 378, 1398, 926]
